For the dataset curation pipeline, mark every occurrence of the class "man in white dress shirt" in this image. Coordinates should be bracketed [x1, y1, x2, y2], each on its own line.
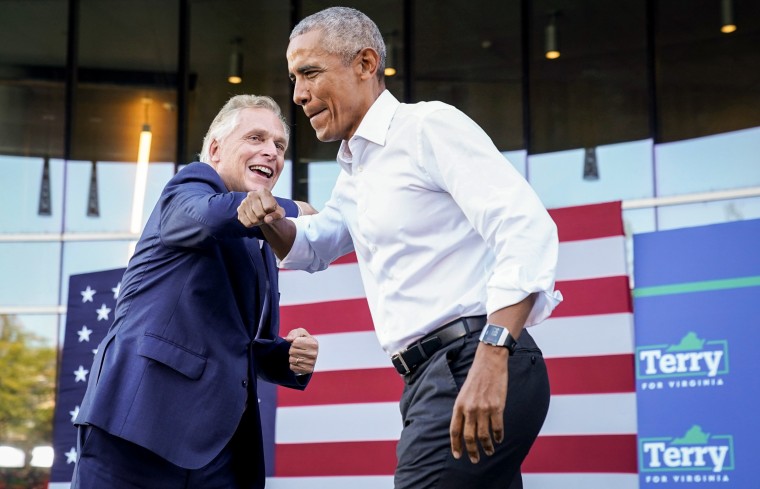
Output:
[238, 6, 562, 488]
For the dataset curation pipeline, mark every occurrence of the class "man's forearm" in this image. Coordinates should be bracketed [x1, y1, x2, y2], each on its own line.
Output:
[487, 292, 537, 340]
[261, 218, 297, 260]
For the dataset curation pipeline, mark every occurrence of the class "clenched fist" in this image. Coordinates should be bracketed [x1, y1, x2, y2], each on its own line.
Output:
[285, 328, 319, 375]
[237, 189, 285, 227]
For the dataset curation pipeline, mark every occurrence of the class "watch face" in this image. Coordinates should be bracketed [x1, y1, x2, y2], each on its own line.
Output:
[483, 325, 502, 344]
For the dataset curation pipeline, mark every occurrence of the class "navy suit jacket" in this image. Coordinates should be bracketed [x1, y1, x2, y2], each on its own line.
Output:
[76, 162, 307, 481]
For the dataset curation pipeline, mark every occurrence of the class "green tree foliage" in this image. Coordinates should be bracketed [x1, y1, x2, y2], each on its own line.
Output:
[0, 315, 57, 448]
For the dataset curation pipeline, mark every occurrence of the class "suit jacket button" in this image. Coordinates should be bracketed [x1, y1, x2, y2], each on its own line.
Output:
[242, 379, 248, 388]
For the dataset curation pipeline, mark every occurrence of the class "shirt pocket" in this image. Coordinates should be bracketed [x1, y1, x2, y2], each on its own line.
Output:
[137, 332, 207, 380]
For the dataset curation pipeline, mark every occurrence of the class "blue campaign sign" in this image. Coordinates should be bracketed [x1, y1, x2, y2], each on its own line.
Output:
[633, 219, 760, 488]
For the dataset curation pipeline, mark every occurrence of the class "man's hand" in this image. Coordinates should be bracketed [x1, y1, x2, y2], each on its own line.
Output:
[450, 344, 508, 463]
[285, 328, 319, 375]
[238, 189, 286, 227]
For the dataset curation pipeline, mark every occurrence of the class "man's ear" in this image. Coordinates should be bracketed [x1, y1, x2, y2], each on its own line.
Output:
[208, 139, 221, 165]
[355, 47, 380, 80]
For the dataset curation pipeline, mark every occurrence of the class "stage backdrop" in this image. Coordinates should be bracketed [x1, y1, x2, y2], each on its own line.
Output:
[633, 219, 760, 488]
[49, 267, 126, 488]
[269, 201, 638, 489]
[49, 201, 638, 488]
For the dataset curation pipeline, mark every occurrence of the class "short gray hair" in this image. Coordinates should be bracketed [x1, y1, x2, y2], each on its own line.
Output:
[290, 6, 386, 79]
[199, 94, 289, 163]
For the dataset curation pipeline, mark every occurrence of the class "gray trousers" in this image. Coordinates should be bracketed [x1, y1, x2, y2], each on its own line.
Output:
[394, 329, 550, 489]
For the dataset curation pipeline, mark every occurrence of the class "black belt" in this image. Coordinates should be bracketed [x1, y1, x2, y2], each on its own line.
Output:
[391, 315, 487, 376]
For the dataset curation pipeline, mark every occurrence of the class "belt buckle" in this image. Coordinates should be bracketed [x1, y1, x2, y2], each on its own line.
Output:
[392, 350, 411, 376]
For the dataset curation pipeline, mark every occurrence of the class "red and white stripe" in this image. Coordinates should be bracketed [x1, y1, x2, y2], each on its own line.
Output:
[269, 201, 637, 489]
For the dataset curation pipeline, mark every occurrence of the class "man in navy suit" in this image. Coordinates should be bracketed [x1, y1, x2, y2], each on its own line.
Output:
[72, 94, 319, 489]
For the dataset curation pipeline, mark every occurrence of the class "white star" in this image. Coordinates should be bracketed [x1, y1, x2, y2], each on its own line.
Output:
[92, 348, 98, 356]
[69, 405, 80, 423]
[65, 447, 77, 464]
[77, 326, 93, 342]
[80, 286, 96, 303]
[96, 304, 112, 321]
[73, 365, 89, 382]
[112, 282, 121, 299]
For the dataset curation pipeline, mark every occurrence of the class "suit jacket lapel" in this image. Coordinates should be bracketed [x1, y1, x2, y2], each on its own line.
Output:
[244, 238, 267, 337]
[258, 243, 280, 339]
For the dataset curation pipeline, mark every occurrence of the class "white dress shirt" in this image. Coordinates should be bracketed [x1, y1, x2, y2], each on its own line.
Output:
[280, 90, 562, 355]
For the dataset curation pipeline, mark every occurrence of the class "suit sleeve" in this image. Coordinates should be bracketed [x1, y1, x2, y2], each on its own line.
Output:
[251, 338, 310, 389]
[158, 164, 299, 248]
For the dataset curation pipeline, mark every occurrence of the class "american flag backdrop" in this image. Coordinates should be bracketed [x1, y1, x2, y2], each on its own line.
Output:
[48, 201, 637, 488]
[268, 200, 638, 489]
[49, 267, 125, 489]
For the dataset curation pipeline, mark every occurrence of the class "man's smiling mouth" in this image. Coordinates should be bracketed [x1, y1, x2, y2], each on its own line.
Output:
[307, 108, 326, 120]
[249, 165, 273, 178]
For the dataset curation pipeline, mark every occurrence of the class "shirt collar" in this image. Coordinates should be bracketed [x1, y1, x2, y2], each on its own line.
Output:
[338, 90, 399, 170]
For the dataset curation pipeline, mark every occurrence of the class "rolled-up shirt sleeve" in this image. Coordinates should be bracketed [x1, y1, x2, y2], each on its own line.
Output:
[418, 106, 563, 325]
[278, 194, 355, 273]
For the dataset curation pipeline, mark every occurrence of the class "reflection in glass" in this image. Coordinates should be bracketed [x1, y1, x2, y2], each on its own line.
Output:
[655, 127, 760, 197]
[0, 314, 57, 475]
[415, 0, 522, 151]
[583, 147, 599, 181]
[504, 150, 528, 179]
[87, 161, 100, 217]
[39, 157, 53, 216]
[0, 156, 65, 234]
[657, 197, 760, 231]
[14, 314, 59, 348]
[0, 242, 61, 306]
[60, 241, 132, 305]
[656, 0, 760, 142]
[529, 139, 654, 208]
[308, 161, 342, 211]
[530, 0, 649, 154]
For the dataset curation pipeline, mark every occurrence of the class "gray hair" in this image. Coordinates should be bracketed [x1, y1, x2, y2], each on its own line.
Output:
[199, 94, 289, 163]
[290, 6, 386, 80]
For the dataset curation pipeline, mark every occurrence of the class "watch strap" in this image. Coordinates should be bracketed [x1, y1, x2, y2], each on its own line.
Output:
[479, 324, 517, 355]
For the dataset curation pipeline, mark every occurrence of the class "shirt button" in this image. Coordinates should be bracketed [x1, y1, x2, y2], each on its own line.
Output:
[358, 166, 364, 173]
[242, 379, 248, 388]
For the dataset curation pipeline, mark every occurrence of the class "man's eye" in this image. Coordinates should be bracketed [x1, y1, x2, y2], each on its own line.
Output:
[276, 143, 286, 151]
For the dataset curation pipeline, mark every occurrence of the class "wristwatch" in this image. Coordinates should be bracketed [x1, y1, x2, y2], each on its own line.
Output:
[479, 324, 518, 355]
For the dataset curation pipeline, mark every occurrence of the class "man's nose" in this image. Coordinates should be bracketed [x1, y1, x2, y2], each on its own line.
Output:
[292, 79, 309, 106]
[261, 138, 277, 158]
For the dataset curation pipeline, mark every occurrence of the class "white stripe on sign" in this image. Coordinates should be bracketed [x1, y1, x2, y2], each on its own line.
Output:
[556, 235, 628, 281]
[316, 312, 634, 372]
[278, 235, 627, 306]
[275, 402, 402, 444]
[266, 476, 395, 489]
[540, 392, 638, 436]
[530, 313, 635, 358]
[313, 331, 389, 372]
[267, 473, 640, 489]
[275, 392, 635, 444]
[279, 264, 366, 305]
[312, 313, 635, 373]
[523, 473, 640, 489]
